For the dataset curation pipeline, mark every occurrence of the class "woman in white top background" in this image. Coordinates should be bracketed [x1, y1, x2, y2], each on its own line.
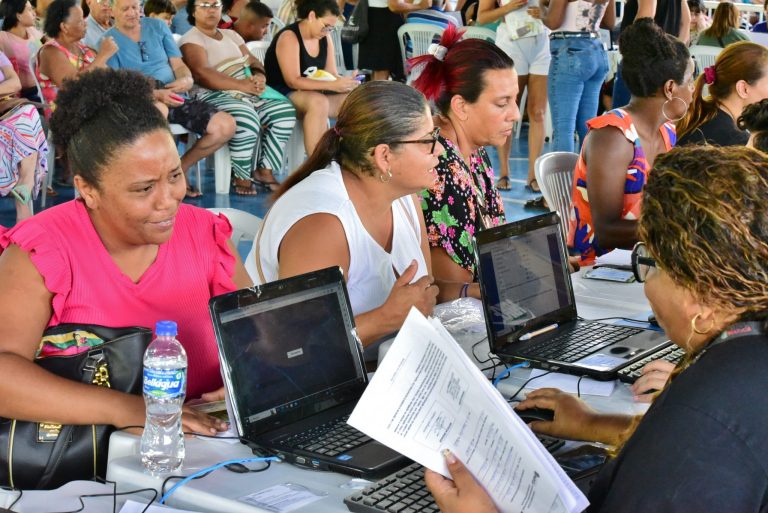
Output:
[247, 81, 440, 346]
[477, 0, 549, 194]
[540, 0, 614, 152]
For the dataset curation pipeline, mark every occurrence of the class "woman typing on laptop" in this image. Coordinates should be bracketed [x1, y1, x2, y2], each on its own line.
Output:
[427, 144, 768, 512]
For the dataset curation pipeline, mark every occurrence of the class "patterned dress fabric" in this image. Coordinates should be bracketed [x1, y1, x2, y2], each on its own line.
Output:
[567, 108, 675, 264]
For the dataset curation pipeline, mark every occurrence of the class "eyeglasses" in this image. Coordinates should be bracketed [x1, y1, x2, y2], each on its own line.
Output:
[631, 242, 657, 283]
[389, 127, 441, 154]
[319, 21, 335, 33]
[137, 40, 150, 62]
[196, 1, 222, 8]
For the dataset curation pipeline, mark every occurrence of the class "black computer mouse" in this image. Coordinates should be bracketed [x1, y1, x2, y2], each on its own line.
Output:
[515, 407, 555, 423]
[648, 314, 660, 327]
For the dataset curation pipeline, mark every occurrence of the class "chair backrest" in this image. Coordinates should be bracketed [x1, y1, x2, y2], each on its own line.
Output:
[460, 26, 496, 43]
[207, 208, 263, 245]
[397, 23, 444, 79]
[172, 32, 182, 44]
[246, 40, 271, 63]
[534, 151, 579, 243]
[688, 45, 722, 71]
[330, 21, 347, 75]
[29, 51, 45, 105]
[748, 31, 768, 46]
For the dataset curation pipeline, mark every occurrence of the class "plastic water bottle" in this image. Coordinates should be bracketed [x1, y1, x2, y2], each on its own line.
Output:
[140, 320, 187, 475]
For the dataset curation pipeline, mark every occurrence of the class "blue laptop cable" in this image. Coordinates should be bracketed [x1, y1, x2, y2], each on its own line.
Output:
[492, 361, 530, 388]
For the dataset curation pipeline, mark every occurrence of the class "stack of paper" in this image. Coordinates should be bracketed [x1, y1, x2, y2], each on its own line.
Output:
[594, 249, 632, 269]
[348, 309, 589, 513]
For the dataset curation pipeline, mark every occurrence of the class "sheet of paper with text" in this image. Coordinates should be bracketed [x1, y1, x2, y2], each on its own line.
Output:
[348, 308, 589, 513]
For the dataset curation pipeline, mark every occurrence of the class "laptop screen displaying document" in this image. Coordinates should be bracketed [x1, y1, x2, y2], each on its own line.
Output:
[212, 272, 366, 439]
[476, 214, 577, 346]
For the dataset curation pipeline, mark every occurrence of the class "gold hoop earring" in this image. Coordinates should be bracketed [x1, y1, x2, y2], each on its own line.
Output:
[662, 96, 688, 123]
[691, 313, 715, 335]
[379, 167, 392, 183]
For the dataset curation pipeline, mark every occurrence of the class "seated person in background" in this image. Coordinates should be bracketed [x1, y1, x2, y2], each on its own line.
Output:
[263, 0, 360, 155]
[0, 68, 253, 434]
[247, 81, 439, 347]
[144, 0, 178, 27]
[0, 50, 48, 222]
[233, 0, 274, 42]
[428, 144, 768, 513]
[739, 97, 768, 151]
[104, 0, 236, 198]
[0, 0, 43, 101]
[568, 18, 693, 265]
[82, 0, 113, 50]
[687, 0, 710, 44]
[677, 42, 768, 147]
[410, 25, 518, 301]
[219, 0, 247, 28]
[180, 0, 296, 194]
[406, 0, 462, 28]
[170, 0, 194, 34]
[753, 0, 768, 32]
[37, 0, 117, 113]
[697, 2, 749, 47]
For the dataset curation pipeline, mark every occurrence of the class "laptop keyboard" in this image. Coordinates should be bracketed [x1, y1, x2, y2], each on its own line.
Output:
[284, 415, 372, 457]
[344, 435, 564, 513]
[617, 345, 686, 383]
[524, 323, 643, 363]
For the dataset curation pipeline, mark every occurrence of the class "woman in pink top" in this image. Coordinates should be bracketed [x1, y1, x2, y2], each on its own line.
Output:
[0, 68, 252, 434]
[0, 0, 43, 101]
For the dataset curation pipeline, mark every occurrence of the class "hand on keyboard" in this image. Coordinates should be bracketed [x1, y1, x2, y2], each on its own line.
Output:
[630, 359, 676, 402]
[424, 451, 499, 513]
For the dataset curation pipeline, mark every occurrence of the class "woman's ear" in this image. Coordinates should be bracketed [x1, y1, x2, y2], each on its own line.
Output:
[449, 94, 468, 122]
[370, 143, 391, 173]
[734, 79, 749, 100]
[74, 175, 99, 210]
[663, 79, 677, 101]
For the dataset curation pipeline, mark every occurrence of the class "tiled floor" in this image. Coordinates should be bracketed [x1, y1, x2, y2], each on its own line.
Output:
[0, 127, 552, 239]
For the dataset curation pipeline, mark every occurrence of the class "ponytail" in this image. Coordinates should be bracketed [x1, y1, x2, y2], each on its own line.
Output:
[675, 74, 718, 141]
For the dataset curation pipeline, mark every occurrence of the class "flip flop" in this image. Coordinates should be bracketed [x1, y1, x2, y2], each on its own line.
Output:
[10, 183, 32, 204]
[233, 178, 258, 196]
[525, 179, 541, 193]
[250, 177, 279, 192]
[46, 185, 59, 197]
[495, 175, 512, 191]
[185, 185, 203, 198]
[524, 196, 547, 209]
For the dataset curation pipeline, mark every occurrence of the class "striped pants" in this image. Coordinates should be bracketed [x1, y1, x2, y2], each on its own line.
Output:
[197, 91, 296, 180]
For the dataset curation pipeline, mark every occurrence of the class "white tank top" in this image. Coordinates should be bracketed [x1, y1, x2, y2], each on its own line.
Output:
[246, 162, 428, 315]
[553, 0, 607, 32]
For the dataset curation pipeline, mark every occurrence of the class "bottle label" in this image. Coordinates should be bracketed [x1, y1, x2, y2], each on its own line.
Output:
[143, 368, 186, 398]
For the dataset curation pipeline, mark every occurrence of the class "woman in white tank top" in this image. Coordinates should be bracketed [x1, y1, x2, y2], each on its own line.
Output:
[248, 81, 459, 346]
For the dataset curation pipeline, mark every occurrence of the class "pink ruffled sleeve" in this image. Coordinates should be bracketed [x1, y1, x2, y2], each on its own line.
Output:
[210, 213, 238, 296]
[0, 222, 72, 326]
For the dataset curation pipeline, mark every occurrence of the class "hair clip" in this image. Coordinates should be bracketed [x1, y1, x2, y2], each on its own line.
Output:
[427, 43, 448, 62]
[703, 65, 716, 85]
[333, 126, 341, 137]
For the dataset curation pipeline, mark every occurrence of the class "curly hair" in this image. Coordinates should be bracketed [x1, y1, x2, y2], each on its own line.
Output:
[738, 98, 768, 153]
[639, 145, 768, 320]
[618, 18, 690, 98]
[50, 68, 169, 187]
[409, 24, 514, 116]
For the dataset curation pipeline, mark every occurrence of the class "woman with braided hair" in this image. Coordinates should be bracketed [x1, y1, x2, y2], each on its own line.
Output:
[427, 144, 768, 512]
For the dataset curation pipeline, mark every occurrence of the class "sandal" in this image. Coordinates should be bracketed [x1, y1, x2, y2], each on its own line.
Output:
[495, 175, 512, 191]
[524, 196, 548, 210]
[250, 177, 279, 192]
[46, 185, 59, 197]
[252, 169, 280, 192]
[185, 185, 203, 199]
[233, 178, 258, 196]
[525, 179, 541, 193]
[10, 183, 32, 205]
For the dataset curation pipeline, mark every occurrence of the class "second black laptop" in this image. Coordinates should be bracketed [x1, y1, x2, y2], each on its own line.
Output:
[209, 267, 410, 479]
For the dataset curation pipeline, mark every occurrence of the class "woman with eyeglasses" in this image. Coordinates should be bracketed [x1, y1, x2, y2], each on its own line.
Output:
[179, 0, 297, 194]
[567, 18, 693, 266]
[36, 0, 117, 114]
[247, 81, 440, 349]
[263, 0, 360, 155]
[409, 25, 520, 300]
[428, 144, 768, 513]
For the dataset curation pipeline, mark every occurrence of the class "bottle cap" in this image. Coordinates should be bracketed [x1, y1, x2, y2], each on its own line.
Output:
[155, 320, 178, 337]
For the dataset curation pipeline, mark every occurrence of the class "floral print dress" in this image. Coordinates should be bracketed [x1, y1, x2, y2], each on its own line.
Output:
[421, 135, 506, 276]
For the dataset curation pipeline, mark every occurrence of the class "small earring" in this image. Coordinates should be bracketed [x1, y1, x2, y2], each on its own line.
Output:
[662, 96, 688, 123]
[379, 167, 392, 183]
[691, 313, 715, 335]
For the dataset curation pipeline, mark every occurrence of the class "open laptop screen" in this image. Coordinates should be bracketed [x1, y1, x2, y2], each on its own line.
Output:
[215, 277, 366, 436]
[476, 215, 574, 346]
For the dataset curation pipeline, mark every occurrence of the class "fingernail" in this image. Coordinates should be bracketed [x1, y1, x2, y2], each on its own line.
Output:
[442, 448, 457, 464]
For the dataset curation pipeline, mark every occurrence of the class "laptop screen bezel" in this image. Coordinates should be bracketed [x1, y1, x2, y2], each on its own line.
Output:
[209, 266, 367, 440]
[474, 212, 578, 354]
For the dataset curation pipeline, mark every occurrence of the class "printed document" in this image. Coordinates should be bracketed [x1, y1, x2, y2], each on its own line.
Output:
[348, 309, 588, 513]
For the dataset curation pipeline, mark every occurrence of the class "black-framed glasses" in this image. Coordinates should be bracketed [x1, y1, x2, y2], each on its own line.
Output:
[389, 127, 440, 154]
[631, 242, 657, 283]
[137, 40, 150, 62]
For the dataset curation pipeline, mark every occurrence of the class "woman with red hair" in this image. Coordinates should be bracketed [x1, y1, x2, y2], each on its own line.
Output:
[410, 25, 520, 299]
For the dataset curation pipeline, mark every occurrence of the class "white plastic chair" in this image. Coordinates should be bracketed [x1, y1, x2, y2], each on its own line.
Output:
[534, 151, 579, 243]
[29, 52, 51, 210]
[246, 40, 270, 63]
[460, 26, 496, 42]
[397, 23, 444, 80]
[688, 45, 722, 72]
[170, 124, 233, 195]
[207, 208, 262, 245]
[747, 31, 768, 46]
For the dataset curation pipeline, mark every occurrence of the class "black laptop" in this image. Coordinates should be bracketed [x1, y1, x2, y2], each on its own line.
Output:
[474, 212, 669, 380]
[209, 267, 410, 479]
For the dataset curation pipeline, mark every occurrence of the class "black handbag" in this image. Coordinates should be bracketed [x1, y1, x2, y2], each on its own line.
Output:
[0, 324, 152, 490]
[341, 0, 369, 44]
